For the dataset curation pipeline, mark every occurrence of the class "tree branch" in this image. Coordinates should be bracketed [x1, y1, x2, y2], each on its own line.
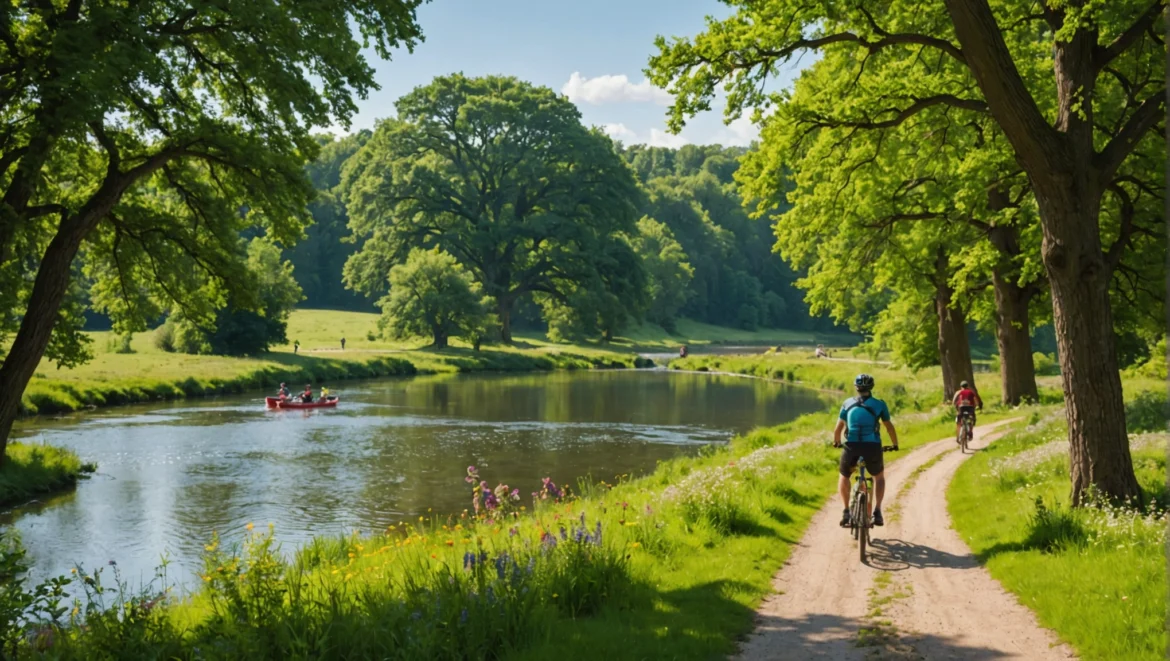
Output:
[942, 0, 1064, 174]
[1104, 182, 1136, 270]
[1095, 1, 1164, 70]
[1095, 91, 1165, 183]
[803, 95, 987, 135]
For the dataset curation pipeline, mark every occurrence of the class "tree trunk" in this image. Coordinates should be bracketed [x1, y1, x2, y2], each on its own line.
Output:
[991, 270, 1039, 406]
[984, 211, 1040, 407]
[934, 252, 974, 403]
[0, 217, 92, 460]
[497, 299, 513, 344]
[433, 331, 448, 349]
[943, 0, 1141, 506]
[1036, 187, 1140, 505]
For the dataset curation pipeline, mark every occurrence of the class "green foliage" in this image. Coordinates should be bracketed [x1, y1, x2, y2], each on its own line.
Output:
[0, 0, 427, 442]
[1033, 352, 1060, 377]
[105, 334, 135, 355]
[1125, 391, 1168, 434]
[343, 75, 644, 340]
[286, 132, 374, 310]
[378, 248, 493, 348]
[152, 324, 175, 353]
[161, 238, 303, 356]
[623, 149, 823, 332]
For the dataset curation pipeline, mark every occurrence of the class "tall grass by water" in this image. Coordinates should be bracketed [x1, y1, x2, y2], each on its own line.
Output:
[948, 412, 1167, 660]
[0, 442, 92, 506]
[0, 401, 979, 659]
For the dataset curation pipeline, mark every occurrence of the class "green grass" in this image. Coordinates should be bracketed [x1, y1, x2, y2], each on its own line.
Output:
[272, 309, 854, 353]
[948, 413, 1167, 661]
[606, 317, 857, 350]
[0, 441, 93, 506]
[669, 351, 1008, 410]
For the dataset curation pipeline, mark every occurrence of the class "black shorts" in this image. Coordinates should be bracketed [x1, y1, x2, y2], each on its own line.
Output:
[839, 442, 884, 477]
[956, 406, 976, 424]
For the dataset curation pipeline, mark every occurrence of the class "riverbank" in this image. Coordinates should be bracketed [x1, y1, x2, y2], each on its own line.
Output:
[0, 381, 1001, 658]
[21, 345, 651, 419]
[0, 442, 93, 507]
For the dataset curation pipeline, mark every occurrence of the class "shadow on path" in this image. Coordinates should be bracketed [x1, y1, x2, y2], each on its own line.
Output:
[864, 537, 980, 572]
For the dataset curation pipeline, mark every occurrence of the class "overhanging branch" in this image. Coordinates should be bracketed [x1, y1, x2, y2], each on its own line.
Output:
[1095, 91, 1165, 183]
[1094, 1, 1164, 70]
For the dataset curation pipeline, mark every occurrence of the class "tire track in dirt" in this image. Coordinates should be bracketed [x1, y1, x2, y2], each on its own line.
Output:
[734, 419, 1071, 660]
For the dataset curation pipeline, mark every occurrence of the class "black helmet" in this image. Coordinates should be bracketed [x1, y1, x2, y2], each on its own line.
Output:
[854, 373, 875, 391]
[960, 380, 969, 389]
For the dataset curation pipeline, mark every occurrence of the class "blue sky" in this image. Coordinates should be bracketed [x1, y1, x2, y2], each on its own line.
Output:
[343, 0, 802, 147]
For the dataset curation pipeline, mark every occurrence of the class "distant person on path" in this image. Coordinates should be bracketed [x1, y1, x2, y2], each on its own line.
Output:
[815, 344, 827, 359]
[294, 340, 300, 354]
[278, 382, 290, 399]
[680, 345, 688, 358]
[341, 337, 346, 350]
[301, 384, 313, 403]
[833, 373, 899, 528]
[952, 380, 983, 444]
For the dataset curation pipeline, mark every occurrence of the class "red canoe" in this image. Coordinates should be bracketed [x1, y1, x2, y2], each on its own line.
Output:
[265, 396, 339, 410]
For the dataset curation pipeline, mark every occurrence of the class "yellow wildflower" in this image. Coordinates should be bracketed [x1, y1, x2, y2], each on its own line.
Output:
[245, 522, 254, 531]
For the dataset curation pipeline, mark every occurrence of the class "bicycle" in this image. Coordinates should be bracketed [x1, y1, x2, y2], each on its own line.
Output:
[958, 411, 975, 454]
[842, 445, 897, 563]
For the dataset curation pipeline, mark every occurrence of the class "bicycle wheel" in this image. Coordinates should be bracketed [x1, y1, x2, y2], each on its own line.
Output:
[962, 420, 971, 453]
[857, 492, 868, 563]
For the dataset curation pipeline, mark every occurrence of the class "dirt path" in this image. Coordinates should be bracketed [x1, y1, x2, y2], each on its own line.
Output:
[736, 420, 1075, 660]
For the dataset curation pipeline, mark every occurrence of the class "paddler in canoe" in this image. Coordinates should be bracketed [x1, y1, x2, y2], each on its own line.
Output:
[278, 382, 291, 399]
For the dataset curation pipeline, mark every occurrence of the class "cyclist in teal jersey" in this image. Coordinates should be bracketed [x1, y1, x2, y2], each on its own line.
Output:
[833, 374, 899, 527]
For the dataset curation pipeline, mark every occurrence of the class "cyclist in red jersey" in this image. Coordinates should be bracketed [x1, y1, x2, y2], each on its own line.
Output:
[952, 380, 983, 444]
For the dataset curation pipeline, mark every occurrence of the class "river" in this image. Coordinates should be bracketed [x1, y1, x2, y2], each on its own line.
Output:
[7, 369, 831, 590]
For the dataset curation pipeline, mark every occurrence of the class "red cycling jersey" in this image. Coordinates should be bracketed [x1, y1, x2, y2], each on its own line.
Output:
[953, 388, 982, 409]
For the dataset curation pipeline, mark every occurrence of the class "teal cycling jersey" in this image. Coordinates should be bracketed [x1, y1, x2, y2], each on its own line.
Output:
[839, 395, 891, 443]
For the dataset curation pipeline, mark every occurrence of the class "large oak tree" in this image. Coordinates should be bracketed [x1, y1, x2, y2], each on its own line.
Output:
[649, 0, 1165, 504]
[341, 75, 645, 342]
[0, 0, 426, 457]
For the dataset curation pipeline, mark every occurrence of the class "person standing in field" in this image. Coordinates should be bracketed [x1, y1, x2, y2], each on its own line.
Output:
[341, 337, 346, 350]
[294, 340, 300, 354]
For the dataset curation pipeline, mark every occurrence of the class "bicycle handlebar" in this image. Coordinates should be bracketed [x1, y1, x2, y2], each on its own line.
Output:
[831, 442, 900, 451]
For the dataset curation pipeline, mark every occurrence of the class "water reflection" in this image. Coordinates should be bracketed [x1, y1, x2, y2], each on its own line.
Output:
[7, 370, 829, 589]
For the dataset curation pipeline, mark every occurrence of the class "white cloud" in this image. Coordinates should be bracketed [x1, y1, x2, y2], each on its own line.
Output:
[562, 72, 672, 106]
[601, 123, 690, 148]
[602, 123, 638, 142]
[648, 129, 689, 148]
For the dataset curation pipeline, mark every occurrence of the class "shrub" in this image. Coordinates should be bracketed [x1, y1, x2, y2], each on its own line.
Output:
[1024, 497, 1088, 552]
[153, 323, 176, 352]
[1033, 352, 1060, 376]
[1126, 391, 1168, 433]
[106, 333, 135, 354]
